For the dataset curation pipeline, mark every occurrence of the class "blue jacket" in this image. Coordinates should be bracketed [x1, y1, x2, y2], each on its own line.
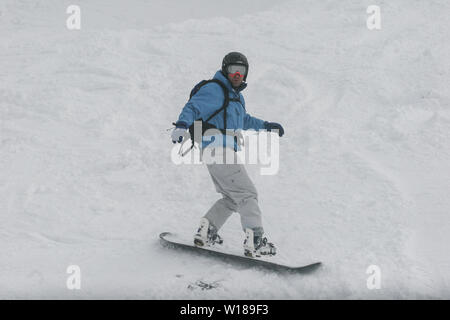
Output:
[177, 71, 266, 149]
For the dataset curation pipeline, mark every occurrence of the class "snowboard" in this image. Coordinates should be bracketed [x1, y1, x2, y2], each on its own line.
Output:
[159, 232, 321, 273]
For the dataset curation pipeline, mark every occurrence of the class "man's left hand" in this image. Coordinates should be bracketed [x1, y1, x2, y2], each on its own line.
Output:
[264, 121, 285, 137]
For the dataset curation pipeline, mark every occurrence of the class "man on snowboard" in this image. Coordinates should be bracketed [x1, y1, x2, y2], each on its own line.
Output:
[171, 52, 284, 257]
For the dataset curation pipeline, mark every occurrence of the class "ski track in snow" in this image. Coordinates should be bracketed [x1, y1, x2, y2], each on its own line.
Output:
[1, 0, 450, 298]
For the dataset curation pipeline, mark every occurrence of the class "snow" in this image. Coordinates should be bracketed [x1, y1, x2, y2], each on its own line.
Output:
[1, 0, 450, 299]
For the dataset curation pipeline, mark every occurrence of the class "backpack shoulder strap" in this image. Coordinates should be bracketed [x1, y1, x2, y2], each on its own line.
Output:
[203, 79, 229, 126]
[181, 80, 230, 156]
[189, 79, 229, 121]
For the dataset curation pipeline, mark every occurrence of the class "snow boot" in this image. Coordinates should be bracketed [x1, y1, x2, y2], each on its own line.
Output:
[243, 228, 276, 257]
[194, 218, 223, 247]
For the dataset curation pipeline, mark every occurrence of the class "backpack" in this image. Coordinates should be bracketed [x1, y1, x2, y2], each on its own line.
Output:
[188, 79, 230, 142]
[175, 79, 241, 156]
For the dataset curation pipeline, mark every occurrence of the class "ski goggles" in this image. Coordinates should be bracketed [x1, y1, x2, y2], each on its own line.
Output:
[227, 64, 247, 77]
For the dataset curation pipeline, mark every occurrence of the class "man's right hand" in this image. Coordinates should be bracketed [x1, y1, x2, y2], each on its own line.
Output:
[171, 121, 188, 143]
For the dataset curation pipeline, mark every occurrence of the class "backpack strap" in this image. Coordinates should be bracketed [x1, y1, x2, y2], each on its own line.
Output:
[202, 79, 230, 129]
[189, 79, 230, 137]
[178, 79, 231, 156]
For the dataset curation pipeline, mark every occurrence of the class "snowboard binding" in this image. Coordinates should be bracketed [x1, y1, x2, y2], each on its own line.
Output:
[243, 228, 276, 258]
[194, 218, 223, 247]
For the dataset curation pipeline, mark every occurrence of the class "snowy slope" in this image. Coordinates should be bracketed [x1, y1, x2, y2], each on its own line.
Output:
[1, 0, 450, 299]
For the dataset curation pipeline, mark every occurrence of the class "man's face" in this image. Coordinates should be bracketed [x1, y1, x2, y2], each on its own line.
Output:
[227, 72, 244, 88]
[226, 64, 247, 88]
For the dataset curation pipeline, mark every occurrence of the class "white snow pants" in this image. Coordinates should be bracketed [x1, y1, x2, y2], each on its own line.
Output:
[204, 162, 263, 232]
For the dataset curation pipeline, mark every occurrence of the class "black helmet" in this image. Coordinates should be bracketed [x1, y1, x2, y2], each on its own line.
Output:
[222, 52, 249, 81]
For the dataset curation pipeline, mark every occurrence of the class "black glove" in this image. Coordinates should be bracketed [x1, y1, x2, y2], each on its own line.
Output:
[264, 121, 284, 137]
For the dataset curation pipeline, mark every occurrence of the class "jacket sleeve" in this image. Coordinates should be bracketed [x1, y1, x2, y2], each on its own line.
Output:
[243, 112, 266, 130]
[177, 83, 224, 127]
[239, 94, 265, 130]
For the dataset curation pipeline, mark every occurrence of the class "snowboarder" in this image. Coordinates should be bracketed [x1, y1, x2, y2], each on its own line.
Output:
[171, 52, 284, 258]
